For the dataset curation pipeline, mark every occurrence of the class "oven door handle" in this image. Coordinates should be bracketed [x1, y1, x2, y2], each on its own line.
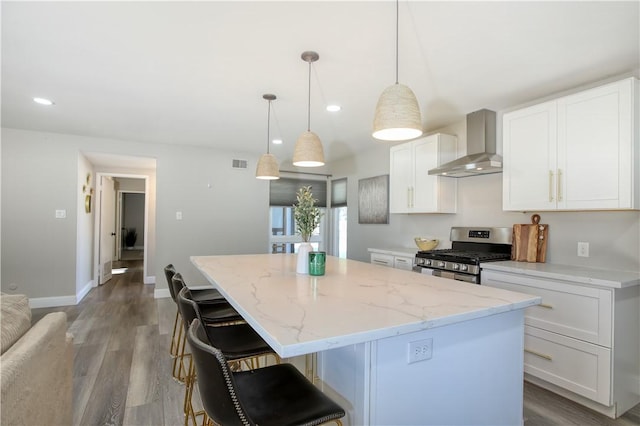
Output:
[430, 269, 478, 284]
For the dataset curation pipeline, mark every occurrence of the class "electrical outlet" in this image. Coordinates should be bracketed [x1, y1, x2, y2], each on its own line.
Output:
[408, 338, 433, 364]
[176, 211, 183, 220]
[55, 209, 66, 219]
[577, 242, 589, 257]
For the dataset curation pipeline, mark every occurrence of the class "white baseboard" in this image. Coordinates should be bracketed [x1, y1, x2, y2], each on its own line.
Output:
[76, 280, 94, 303]
[29, 295, 77, 309]
[154, 288, 171, 299]
[144, 275, 156, 285]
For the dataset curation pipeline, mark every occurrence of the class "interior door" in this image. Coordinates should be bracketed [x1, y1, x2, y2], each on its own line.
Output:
[99, 176, 116, 284]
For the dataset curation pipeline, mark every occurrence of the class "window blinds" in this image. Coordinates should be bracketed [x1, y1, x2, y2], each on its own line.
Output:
[269, 177, 327, 207]
[331, 178, 347, 207]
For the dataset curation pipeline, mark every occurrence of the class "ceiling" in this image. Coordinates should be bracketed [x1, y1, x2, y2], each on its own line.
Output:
[2, 1, 639, 168]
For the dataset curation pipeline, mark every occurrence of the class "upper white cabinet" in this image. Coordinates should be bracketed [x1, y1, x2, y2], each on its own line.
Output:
[389, 133, 457, 213]
[503, 77, 639, 211]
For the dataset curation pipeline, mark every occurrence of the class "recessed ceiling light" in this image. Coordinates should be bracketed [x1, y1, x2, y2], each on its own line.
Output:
[326, 105, 341, 112]
[33, 97, 54, 106]
[272, 139, 283, 145]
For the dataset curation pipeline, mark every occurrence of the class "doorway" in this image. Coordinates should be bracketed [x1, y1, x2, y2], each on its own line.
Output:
[118, 190, 145, 261]
[94, 173, 149, 286]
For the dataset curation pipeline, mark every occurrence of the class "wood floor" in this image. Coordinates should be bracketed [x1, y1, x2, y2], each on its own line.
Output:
[31, 259, 640, 426]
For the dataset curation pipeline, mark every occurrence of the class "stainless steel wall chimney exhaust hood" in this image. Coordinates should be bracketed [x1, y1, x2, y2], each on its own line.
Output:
[428, 109, 502, 178]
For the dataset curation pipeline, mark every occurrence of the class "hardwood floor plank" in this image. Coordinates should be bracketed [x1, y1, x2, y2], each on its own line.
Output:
[74, 342, 108, 377]
[523, 382, 640, 426]
[73, 375, 96, 426]
[126, 325, 161, 408]
[123, 400, 164, 426]
[79, 347, 133, 426]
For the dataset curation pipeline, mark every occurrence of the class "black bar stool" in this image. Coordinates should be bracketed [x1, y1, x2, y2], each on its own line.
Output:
[187, 318, 345, 426]
[177, 287, 278, 426]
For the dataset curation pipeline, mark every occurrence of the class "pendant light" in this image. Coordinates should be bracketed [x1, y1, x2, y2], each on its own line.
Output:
[256, 94, 280, 180]
[372, 0, 423, 141]
[292, 51, 325, 167]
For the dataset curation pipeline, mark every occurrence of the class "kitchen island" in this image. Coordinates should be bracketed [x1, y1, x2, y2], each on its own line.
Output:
[192, 254, 540, 425]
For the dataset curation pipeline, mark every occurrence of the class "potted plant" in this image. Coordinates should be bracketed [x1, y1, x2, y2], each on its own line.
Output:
[293, 186, 322, 274]
[125, 228, 137, 249]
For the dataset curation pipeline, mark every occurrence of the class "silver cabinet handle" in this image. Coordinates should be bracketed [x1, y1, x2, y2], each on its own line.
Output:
[538, 303, 553, 309]
[549, 170, 554, 202]
[407, 187, 411, 208]
[373, 260, 390, 265]
[525, 349, 553, 361]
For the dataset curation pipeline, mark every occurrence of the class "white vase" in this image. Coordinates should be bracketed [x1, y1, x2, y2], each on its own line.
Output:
[297, 242, 313, 274]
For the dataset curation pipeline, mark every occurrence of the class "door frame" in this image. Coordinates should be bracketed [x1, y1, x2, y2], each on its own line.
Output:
[93, 172, 150, 286]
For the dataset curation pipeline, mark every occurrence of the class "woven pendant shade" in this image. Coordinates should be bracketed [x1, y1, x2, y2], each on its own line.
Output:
[292, 131, 324, 167]
[255, 93, 280, 180]
[372, 83, 423, 141]
[256, 153, 280, 180]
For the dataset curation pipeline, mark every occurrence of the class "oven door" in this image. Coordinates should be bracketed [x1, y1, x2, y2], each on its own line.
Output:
[416, 267, 479, 284]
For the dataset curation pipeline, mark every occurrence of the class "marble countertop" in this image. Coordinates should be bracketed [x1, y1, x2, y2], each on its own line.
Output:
[368, 247, 418, 257]
[482, 261, 640, 289]
[192, 254, 540, 358]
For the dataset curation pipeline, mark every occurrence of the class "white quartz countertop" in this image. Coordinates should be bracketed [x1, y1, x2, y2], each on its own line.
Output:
[368, 247, 417, 257]
[482, 261, 640, 289]
[192, 254, 540, 358]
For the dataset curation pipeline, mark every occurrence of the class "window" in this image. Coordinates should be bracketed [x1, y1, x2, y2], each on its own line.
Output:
[330, 178, 348, 258]
[269, 178, 327, 254]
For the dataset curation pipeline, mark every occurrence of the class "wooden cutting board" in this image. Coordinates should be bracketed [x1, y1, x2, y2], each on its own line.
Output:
[512, 214, 548, 262]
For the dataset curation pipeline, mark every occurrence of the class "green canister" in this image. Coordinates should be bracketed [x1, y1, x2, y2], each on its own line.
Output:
[308, 251, 326, 276]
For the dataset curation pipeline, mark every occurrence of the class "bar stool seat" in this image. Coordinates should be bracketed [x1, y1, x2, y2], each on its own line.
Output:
[198, 302, 243, 324]
[190, 288, 226, 305]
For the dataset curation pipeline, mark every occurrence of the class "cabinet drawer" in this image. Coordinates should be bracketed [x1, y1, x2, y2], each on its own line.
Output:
[370, 253, 393, 268]
[393, 256, 414, 271]
[483, 271, 612, 346]
[524, 326, 611, 405]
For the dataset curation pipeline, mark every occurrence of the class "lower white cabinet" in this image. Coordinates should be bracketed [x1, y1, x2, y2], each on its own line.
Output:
[524, 325, 612, 405]
[370, 252, 394, 268]
[368, 248, 415, 271]
[482, 267, 640, 418]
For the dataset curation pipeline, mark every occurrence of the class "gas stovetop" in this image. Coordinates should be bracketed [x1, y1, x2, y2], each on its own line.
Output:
[414, 227, 513, 275]
[416, 249, 511, 265]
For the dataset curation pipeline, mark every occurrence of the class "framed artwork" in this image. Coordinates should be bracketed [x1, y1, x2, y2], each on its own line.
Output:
[358, 174, 389, 224]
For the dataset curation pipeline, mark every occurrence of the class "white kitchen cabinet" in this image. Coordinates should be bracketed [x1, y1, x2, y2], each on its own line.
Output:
[389, 134, 457, 213]
[503, 77, 639, 211]
[482, 264, 640, 418]
[368, 248, 415, 271]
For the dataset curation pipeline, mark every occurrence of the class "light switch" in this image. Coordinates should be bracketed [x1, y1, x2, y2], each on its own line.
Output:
[176, 211, 183, 220]
[55, 209, 66, 219]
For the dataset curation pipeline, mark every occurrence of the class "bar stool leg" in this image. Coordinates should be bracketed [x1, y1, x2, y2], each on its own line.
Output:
[169, 310, 181, 358]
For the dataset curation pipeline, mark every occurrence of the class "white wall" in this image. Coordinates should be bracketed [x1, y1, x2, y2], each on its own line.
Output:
[154, 142, 270, 287]
[1, 130, 79, 298]
[332, 121, 640, 273]
[1, 127, 270, 303]
[76, 153, 95, 298]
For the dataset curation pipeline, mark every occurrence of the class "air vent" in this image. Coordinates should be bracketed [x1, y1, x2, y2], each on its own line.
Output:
[232, 159, 248, 169]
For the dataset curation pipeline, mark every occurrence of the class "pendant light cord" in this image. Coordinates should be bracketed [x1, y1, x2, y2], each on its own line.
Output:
[307, 60, 312, 131]
[395, 0, 399, 84]
[266, 99, 271, 154]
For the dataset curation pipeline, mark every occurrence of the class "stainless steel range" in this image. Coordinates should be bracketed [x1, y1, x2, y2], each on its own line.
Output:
[415, 227, 512, 284]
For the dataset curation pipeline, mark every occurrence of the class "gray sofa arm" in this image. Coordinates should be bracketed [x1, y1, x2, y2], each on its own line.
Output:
[1, 311, 73, 426]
